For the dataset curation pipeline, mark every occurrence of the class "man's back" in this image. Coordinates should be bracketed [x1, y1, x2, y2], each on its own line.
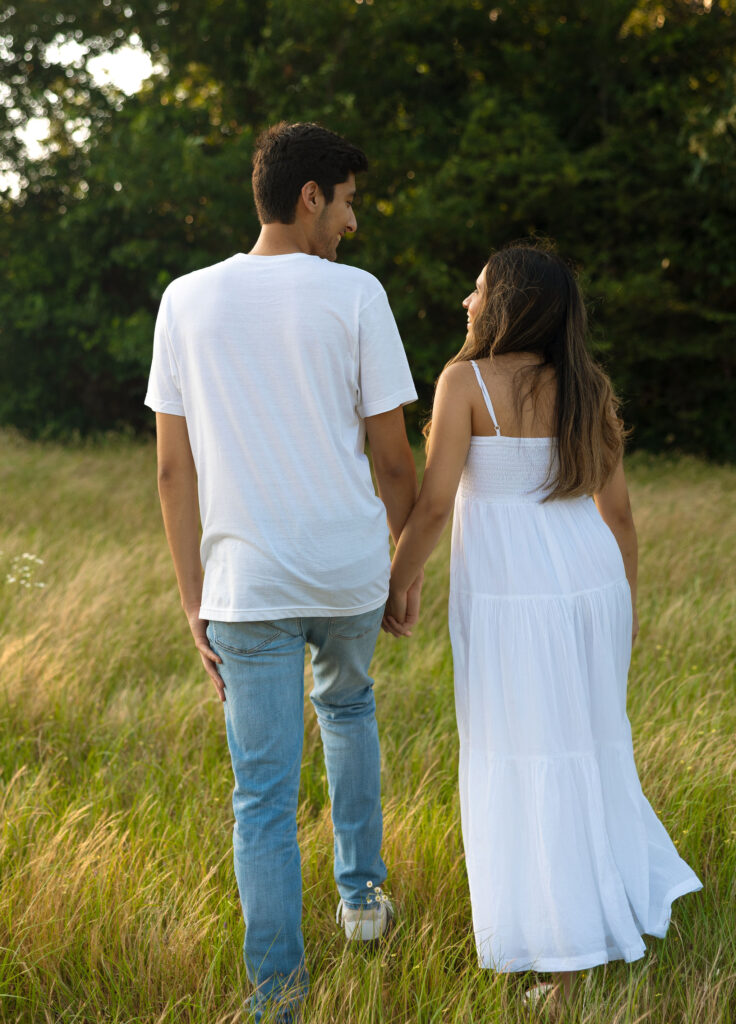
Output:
[149, 123, 419, 1023]
[146, 251, 416, 621]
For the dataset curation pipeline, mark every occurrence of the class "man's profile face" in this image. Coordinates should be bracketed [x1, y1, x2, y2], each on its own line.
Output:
[312, 173, 358, 261]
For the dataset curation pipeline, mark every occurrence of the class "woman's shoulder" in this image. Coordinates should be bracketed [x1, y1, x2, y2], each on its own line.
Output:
[437, 360, 478, 391]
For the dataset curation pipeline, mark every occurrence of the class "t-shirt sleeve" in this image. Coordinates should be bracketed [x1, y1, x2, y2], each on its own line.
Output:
[144, 288, 186, 417]
[357, 287, 417, 418]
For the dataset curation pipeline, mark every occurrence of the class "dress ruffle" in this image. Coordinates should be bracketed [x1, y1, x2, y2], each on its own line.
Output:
[449, 439, 701, 972]
[458, 738, 701, 971]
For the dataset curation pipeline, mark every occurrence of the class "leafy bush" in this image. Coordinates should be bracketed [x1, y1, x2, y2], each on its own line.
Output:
[1, 0, 734, 456]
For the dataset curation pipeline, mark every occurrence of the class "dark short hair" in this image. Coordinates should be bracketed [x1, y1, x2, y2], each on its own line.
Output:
[252, 122, 368, 224]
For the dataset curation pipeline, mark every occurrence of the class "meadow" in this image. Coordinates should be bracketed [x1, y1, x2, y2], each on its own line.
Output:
[0, 431, 734, 1023]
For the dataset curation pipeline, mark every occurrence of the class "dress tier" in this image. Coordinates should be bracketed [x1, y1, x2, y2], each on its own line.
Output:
[449, 421, 701, 972]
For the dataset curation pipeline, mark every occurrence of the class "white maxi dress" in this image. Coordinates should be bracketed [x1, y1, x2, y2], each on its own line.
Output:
[449, 361, 702, 973]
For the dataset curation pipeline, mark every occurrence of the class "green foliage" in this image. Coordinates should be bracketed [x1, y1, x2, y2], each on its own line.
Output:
[1, 0, 735, 455]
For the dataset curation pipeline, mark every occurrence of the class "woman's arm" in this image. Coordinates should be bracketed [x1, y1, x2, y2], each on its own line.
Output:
[384, 365, 472, 633]
[594, 456, 639, 643]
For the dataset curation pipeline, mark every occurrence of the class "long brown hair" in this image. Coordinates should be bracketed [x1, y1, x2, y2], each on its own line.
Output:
[427, 241, 625, 500]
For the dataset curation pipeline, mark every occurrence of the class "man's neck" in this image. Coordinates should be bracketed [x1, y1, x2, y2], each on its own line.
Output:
[249, 223, 313, 256]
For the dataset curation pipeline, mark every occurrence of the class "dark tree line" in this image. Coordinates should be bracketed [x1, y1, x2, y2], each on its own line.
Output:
[2, 0, 735, 457]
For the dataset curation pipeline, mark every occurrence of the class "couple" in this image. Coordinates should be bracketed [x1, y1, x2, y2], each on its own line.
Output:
[145, 122, 701, 1021]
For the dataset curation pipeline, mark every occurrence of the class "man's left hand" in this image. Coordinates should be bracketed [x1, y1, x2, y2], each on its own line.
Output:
[382, 570, 424, 638]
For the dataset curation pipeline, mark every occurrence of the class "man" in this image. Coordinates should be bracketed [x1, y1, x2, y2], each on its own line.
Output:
[145, 122, 419, 1022]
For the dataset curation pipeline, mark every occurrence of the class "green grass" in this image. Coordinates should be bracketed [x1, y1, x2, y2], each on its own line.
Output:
[0, 431, 734, 1023]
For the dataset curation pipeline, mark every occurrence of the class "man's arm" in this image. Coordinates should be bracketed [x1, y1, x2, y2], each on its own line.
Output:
[364, 406, 423, 633]
[383, 365, 471, 635]
[155, 412, 224, 699]
[365, 406, 417, 543]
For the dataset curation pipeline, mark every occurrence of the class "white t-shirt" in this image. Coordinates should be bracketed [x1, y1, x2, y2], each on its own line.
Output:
[145, 252, 417, 621]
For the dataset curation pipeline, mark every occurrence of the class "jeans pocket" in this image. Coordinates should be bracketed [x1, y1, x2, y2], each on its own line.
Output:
[210, 619, 299, 655]
[327, 605, 384, 640]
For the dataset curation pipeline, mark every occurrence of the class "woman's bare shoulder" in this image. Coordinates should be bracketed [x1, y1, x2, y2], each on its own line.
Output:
[437, 360, 477, 391]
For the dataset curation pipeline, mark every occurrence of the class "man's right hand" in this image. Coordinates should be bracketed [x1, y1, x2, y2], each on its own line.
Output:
[186, 610, 226, 702]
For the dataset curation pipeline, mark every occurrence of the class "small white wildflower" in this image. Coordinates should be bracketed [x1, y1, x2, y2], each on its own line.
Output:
[370, 885, 391, 906]
[4, 552, 47, 590]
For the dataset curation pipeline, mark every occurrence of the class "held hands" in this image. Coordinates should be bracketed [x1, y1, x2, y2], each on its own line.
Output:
[186, 608, 226, 702]
[382, 569, 424, 638]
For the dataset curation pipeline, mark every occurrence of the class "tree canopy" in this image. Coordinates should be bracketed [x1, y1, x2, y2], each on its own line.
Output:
[2, 0, 735, 457]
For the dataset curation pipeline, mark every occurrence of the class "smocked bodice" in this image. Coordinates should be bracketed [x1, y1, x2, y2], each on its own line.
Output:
[452, 435, 624, 596]
[458, 437, 559, 504]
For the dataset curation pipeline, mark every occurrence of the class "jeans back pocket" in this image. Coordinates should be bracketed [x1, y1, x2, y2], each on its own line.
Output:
[209, 619, 301, 655]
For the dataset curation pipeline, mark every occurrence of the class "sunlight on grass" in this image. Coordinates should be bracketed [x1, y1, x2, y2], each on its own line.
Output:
[0, 434, 734, 1022]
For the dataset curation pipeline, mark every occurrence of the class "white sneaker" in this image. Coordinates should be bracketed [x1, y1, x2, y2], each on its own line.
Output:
[336, 895, 394, 942]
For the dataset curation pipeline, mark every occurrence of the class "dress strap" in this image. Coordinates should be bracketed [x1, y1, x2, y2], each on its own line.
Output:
[469, 360, 501, 436]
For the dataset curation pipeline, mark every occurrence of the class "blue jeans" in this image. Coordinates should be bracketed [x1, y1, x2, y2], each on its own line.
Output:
[207, 606, 387, 1023]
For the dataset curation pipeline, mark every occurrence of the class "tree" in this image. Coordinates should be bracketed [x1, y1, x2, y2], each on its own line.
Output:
[2, 0, 735, 455]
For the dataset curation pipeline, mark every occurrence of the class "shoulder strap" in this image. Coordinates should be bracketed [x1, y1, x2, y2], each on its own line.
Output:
[469, 360, 501, 436]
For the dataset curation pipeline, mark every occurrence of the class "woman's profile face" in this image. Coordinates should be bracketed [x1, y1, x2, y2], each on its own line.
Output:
[462, 268, 486, 334]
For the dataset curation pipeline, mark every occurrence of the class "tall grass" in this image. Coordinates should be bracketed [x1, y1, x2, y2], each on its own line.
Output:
[0, 431, 734, 1023]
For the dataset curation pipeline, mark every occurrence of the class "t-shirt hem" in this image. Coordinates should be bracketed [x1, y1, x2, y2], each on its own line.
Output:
[359, 387, 418, 419]
[199, 593, 388, 622]
[144, 394, 185, 416]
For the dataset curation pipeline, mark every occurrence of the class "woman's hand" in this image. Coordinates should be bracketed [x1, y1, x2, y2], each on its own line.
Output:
[632, 607, 640, 646]
[382, 587, 408, 637]
[382, 570, 424, 638]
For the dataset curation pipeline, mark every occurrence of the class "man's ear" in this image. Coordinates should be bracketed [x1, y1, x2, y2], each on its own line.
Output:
[299, 180, 322, 214]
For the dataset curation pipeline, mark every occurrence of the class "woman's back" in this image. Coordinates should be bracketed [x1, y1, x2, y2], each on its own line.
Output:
[453, 357, 626, 597]
[466, 353, 557, 440]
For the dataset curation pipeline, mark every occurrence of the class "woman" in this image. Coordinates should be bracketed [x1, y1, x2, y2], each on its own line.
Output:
[384, 243, 701, 1008]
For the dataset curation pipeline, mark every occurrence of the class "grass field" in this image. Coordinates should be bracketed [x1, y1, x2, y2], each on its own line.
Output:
[0, 431, 734, 1024]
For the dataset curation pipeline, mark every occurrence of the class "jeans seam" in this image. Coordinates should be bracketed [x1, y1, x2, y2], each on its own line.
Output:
[327, 606, 383, 639]
[211, 620, 304, 655]
[210, 632, 282, 656]
[328, 628, 372, 640]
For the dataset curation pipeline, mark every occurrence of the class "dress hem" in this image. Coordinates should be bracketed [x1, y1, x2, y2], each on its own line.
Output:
[479, 875, 703, 973]
[482, 944, 646, 974]
[645, 876, 703, 938]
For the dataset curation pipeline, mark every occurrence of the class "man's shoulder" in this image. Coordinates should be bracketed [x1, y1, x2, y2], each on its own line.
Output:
[161, 255, 388, 311]
[165, 256, 234, 296]
[318, 261, 386, 302]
